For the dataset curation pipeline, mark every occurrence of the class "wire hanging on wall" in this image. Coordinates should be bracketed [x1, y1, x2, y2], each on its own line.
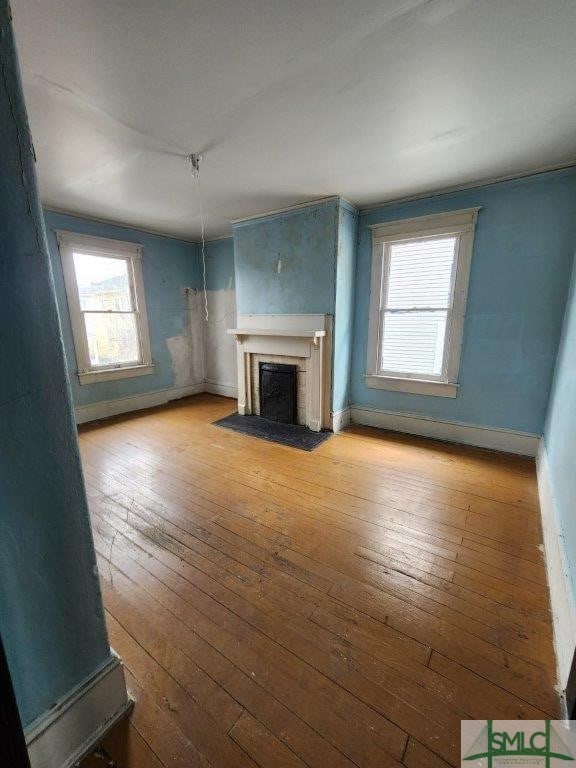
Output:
[187, 153, 209, 321]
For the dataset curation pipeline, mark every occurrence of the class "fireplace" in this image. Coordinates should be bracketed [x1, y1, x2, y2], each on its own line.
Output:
[259, 362, 298, 423]
[227, 314, 333, 432]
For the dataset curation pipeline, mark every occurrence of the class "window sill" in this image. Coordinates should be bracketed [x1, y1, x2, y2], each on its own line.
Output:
[78, 363, 155, 385]
[364, 374, 458, 398]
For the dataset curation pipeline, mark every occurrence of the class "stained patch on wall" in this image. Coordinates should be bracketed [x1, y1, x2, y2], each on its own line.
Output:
[167, 287, 205, 387]
[204, 288, 238, 391]
[204, 238, 237, 395]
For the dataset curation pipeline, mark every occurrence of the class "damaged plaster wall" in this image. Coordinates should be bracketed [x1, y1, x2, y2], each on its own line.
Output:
[43, 209, 203, 408]
[167, 286, 206, 388]
[203, 238, 237, 397]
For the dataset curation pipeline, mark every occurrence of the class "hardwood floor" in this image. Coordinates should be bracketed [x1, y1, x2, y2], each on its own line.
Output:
[78, 393, 557, 768]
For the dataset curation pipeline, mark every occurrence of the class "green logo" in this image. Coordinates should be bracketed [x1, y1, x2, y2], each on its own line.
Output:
[463, 720, 575, 766]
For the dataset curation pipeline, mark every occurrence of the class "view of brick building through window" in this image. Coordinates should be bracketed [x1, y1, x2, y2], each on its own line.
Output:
[73, 253, 140, 367]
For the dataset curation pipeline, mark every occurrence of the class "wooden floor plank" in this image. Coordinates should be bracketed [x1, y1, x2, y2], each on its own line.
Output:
[92, 524, 410, 766]
[229, 712, 309, 768]
[79, 394, 558, 768]
[80, 720, 164, 768]
[98, 551, 394, 768]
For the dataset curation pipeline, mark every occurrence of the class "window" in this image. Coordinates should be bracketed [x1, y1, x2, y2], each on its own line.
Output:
[366, 208, 479, 397]
[57, 231, 154, 384]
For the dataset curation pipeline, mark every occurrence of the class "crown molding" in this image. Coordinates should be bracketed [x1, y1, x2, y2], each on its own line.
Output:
[358, 161, 576, 213]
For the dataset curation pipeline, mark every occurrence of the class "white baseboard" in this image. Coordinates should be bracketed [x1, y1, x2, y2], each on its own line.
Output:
[75, 382, 205, 424]
[350, 406, 540, 456]
[537, 442, 576, 691]
[332, 407, 351, 432]
[204, 381, 238, 399]
[26, 654, 131, 768]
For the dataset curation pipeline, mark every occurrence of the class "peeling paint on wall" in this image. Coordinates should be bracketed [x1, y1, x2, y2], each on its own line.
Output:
[167, 288, 205, 387]
[43, 209, 201, 406]
[204, 289, 237, 389]
[204, 238, 238, 394]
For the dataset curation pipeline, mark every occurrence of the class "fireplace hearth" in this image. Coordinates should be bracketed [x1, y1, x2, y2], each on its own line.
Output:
[213, 412, 332, 451]
[259, 362, 298, 424]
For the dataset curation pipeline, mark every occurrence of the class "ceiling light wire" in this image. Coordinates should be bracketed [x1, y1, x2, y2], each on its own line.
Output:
[187, 154, 209, 321]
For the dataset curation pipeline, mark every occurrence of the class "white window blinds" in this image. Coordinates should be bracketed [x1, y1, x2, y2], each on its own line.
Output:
[380, 236, 458, 378]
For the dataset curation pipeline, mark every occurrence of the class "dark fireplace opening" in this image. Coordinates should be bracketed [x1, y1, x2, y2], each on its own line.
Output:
[259, 362, 298, 424]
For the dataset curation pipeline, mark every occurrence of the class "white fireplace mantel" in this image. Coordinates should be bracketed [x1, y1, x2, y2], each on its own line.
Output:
[227, 314, 332, 432]
[229, 328, 326, 343]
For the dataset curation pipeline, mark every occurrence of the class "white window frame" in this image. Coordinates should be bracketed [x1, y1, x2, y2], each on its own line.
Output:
[366, 208, 480, 397]
[57, 230, 154, 385]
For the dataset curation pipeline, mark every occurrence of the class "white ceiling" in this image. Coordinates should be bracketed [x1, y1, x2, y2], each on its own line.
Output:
[11, 0, 576, 240]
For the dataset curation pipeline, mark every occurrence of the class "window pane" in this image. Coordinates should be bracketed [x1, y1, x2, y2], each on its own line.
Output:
[84, 312, 140, 366]
[386, 237, 456, 309]
[73, 252, 133, 311]
[381, 310, 447, 376]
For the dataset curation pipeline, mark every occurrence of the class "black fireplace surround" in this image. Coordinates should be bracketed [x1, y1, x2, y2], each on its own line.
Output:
[213, 360, 331, 450]
[259, 362, 298, 424]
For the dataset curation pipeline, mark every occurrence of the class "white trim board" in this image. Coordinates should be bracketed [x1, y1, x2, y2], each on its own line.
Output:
[364, 374, 458, 398]
[25, 654, 131, 768]
[204, 381, 238, 399]
[536, 442, 576, 694]
[350, 406, 540, 456]
[332, 408, 351, 433]
[75, 382, 205, 424]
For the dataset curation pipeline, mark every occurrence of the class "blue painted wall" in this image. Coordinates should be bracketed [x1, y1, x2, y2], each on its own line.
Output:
[543, 253, 576, 601]
[333, 202, 358, 412]
[233, 199, 339, 315]
[351, 169, 576, 434]
[43, 211, 200, 406]
[232, 198, 361, 412]
[205, 237, 235, 291]
[0, 6, 111, 727]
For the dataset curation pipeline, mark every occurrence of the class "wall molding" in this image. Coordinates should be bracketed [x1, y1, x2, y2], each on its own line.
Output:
[204, 381, 238, 399]
[231, 196, 340, 226]
[231, 196, 358, 228]
[25, 654, 131, 768]
[45, 207, 200, 245]
[359, 161, 576, 213]
[350, 406, 540, 456]
[46, 165, 576, 242]
[536, 442, 576, 695]
[332, 407, 351, 433]
[75, 382, 205, 424]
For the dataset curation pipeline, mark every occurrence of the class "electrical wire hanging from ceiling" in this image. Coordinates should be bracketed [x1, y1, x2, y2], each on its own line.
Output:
[187, 153, 209, 321]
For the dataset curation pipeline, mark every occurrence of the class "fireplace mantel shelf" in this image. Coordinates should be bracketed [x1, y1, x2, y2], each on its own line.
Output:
[227, 328, 326, 344]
